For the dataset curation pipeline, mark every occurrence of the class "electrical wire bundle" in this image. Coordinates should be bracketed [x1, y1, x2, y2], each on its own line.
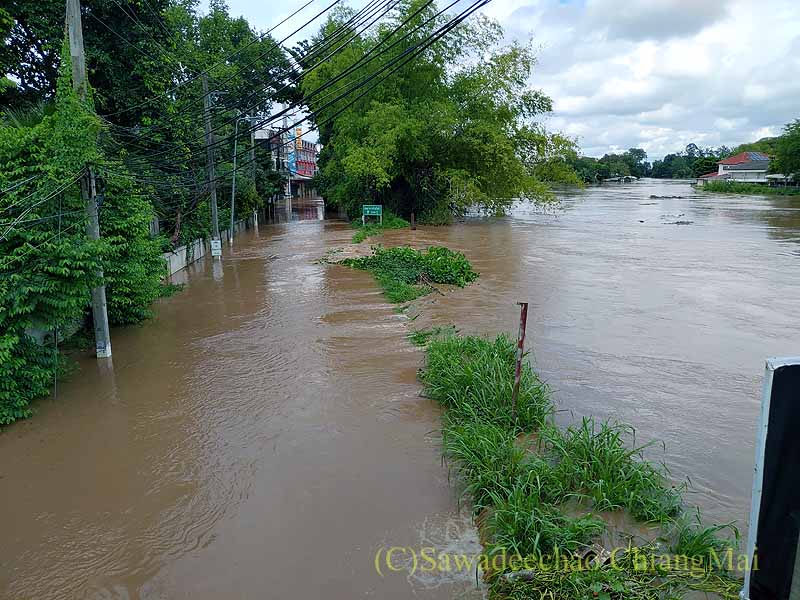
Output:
[0, 0, 492, 254]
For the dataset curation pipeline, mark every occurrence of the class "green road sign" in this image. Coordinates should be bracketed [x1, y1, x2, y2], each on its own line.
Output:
[362, 205, 382, 216]
[362, 204, 383, 225]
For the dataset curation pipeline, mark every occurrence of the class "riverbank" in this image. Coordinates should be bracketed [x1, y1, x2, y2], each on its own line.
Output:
[699, 181, 800, 196]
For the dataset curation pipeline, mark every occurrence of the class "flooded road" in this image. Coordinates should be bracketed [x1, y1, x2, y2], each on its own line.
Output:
[0, 199, 481, 599]
[1, 183, 798, 598]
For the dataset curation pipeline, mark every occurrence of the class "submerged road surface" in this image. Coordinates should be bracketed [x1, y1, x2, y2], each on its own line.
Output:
[0, 201, 481, 599]
[1, 182, 798, 597]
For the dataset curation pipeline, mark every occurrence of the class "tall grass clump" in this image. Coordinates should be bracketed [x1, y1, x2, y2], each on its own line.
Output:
[443, 419, 526, 511]
[546, 419, 682, 523]
[421, 334, 550, 432]
[487, 477, 605, 558]
[419, 331, 742, 598]
[670, 510, 740, 570]
[340, 245, 478, 303]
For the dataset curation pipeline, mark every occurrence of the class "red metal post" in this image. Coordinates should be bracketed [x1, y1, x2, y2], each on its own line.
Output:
[511, 302, 529, 423]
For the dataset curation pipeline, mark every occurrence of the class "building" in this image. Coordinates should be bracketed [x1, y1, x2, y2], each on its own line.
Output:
[295, 139, 318, 179]
[697, 151, 770, 184]
[253, 126, 321, 198]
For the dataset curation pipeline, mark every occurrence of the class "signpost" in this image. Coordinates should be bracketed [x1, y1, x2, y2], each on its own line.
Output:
[210, 239, 222, 258]
[362, 204, 383, 225]
[742, 357, 800, 600]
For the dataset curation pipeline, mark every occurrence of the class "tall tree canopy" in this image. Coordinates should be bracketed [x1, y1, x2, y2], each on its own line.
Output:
[301, 0, 577, 222]
[772, 119, 800, 179]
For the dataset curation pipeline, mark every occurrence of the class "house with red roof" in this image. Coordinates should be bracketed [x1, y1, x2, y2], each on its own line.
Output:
[697, 151, 771, 185]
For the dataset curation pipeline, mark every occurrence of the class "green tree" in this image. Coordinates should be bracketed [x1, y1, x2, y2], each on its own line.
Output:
[623, 148, 648, 177]
[772, 119, 800, 180]
[692, 155, 719, 177]
[302, 1, 577, 221]
[0, 49, 103, 423]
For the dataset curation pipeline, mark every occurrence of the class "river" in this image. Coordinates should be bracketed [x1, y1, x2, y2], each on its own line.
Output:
[1, 180, 798, 598]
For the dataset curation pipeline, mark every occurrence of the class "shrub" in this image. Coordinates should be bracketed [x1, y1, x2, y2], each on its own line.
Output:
[340, 245, 478, 303]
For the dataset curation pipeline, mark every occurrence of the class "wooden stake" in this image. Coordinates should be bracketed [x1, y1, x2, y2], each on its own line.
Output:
[511, 302, 529, 423]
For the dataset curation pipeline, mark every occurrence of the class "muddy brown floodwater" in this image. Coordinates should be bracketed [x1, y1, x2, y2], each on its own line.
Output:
[1, 182, 799, 599]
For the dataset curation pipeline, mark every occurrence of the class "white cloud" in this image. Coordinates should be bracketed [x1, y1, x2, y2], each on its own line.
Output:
[498, 0, 800, 158]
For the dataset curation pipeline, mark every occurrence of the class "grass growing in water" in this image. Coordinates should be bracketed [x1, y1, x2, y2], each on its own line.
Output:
[545, 419, 682, 523]
[340, 246, 478, 303]
[670, 510, 739, 569]
[351, 212, 410, 243]
[420, 332, 741, 599]
[407, 325, 456, 346]
[701, 181, 800, 195]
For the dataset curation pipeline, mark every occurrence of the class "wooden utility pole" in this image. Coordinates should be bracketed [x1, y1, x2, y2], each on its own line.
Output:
[201, 74, 221, 253]
[66, 0, 112, 358]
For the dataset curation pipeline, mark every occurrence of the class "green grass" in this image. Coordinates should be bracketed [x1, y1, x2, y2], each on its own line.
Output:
[546, 419, 682, 523]
[421, 334, 550, 432]
[670, 510, 739, 570]
[491, 546, 742, 599]
[419, 331, 742, 599]
[407, 325, 456, 346]
[487, 478, 606, 557]
[340, 245, 478, 303]
[443, 418, 527, 510]
[701, 180, 800, 195]
[351, 212, 410, 243]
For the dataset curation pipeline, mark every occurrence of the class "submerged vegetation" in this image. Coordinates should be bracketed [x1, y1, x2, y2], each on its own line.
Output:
[408, 325, 457, 346]
[419, 331, 741, 599]
[340, 246, 478, 303]
[351, 212, 410, 243]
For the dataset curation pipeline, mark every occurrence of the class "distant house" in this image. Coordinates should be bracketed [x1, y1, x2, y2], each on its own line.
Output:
[697, 151, 771, 185]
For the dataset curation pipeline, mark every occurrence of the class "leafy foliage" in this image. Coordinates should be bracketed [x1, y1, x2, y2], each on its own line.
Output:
[701, 180, 800, 195]
[303, 1, 579, 220]
[420, 331, 741, 598]
[772, 119, 800, 179]
[340, 245, 478, 303]
[0, 52, 99, 422]
[0, 47, 163, 423]
[2, 0, 294, 247]
[570, 148, 651, 182]
[351, 211, 409, 243]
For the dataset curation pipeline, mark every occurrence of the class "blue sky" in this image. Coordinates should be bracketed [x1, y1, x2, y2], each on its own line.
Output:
[203, 0, 800, 159]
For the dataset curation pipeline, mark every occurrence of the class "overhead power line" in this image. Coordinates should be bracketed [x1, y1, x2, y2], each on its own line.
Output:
[119, 0, 440, 169]
[99, 0, 319, 119]
[150, 0, 491, 192]
[112, 0, 386, 143]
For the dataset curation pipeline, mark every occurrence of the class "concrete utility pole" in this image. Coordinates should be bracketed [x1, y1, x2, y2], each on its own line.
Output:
[230, 114, 240, 245]
[230, 114, 253, 245]
[66, 0, 112, 358]
[201, 74, 221, 252]
[282, 108, 291, 200]
[249, 121, 256, 179]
